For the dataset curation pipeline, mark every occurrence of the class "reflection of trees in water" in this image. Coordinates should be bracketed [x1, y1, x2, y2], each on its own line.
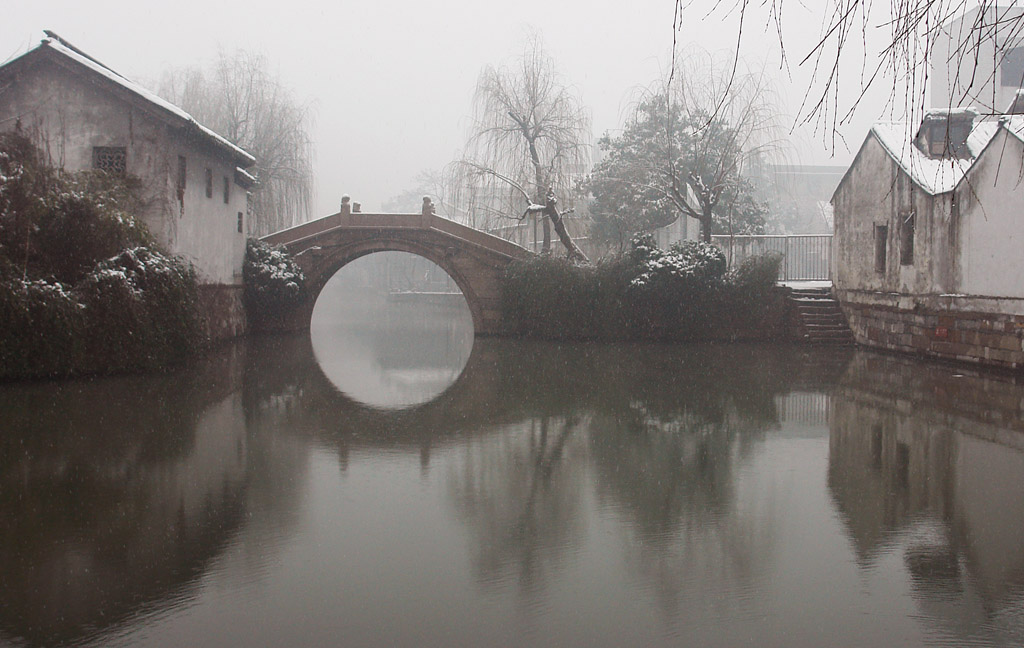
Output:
[829, 351, 1024, 645]
[447, 416, 586, 595]
[588, 391, 777, 617]
[444, 343, 847, 607]
[244, 334, 852, 611]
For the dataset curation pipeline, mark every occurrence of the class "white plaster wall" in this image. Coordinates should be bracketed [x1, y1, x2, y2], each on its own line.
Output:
[957, 130, 1024, 299]
[834, 135, 956, 296]
[0, 60, 246, 285]
[170, 144, 247, 284]
[833, 137, 898, 293]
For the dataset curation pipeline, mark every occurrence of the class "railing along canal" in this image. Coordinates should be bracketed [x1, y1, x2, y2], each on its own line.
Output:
[712, 235, 832, 281]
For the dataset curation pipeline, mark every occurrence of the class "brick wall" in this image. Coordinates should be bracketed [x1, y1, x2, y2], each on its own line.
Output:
[841, 297, 1024, 370]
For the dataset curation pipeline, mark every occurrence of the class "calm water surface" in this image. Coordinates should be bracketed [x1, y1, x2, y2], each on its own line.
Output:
[2, 295, 1024, 647]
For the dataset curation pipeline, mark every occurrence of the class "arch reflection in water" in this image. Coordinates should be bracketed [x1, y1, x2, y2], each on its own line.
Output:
[309, 251, 474, 409]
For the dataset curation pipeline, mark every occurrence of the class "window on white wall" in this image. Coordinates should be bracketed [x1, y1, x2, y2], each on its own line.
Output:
[899, 212, 915, 265]
[223, 177, 230, 204]
[205, 168, 213, 199]
[875, 224, 888, 274]
[176, 156, 187, 206]
[92, 147, 126, 175]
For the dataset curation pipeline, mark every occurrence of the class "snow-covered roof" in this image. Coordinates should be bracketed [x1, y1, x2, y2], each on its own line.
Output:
[869, 119, 998, 195]
[234, 166, 257, 189]
[1001, 115, 1024, 145]
[0, 33, 255, 167]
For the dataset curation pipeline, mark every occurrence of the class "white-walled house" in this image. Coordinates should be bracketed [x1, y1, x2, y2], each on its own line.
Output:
[832, 108, 1024, 370]
[0, 33, 256, 338]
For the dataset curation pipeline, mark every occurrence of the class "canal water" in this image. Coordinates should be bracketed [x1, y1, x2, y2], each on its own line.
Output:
[2, 271, 1024, 646]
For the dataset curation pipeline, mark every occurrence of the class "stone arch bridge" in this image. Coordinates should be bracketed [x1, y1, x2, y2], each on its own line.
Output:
[260, 199, 532, 335]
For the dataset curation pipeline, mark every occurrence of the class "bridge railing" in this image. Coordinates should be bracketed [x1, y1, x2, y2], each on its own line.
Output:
[261, 196, 530, 259]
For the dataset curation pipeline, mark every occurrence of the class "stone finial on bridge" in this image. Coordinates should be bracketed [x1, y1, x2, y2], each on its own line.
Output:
[422, 196, 436, 216]
[340, 195, 351, 216]
[421, 196, 436, 227]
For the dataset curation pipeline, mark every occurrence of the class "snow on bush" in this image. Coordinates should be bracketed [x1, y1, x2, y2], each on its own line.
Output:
[502, 235, 781, 341]
[243, 238, 306, 317]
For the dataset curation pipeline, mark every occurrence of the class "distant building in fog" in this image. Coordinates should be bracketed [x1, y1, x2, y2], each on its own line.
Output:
[931, 5, 1024, 114]
[768, 164, 845, 234]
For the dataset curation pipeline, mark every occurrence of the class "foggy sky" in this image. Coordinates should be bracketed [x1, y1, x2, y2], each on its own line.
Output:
[3, 0, 899, 217]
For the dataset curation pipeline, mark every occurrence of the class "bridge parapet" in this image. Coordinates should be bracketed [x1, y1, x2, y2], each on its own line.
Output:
[262, 195, 529, 261]
[257, 195, 532, 336]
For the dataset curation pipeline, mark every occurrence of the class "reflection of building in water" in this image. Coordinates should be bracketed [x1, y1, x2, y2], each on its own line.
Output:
[828, 352, 1024, 642]
[0, 348, 305, 647]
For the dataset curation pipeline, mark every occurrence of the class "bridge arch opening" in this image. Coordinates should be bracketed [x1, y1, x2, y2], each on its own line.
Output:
[309, 250, 475, 409]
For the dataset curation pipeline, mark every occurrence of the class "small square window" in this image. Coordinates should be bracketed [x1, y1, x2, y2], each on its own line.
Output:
[223, 176, 230, 204]
[92, 147, 126, 175]
[205, 168, 213, 199]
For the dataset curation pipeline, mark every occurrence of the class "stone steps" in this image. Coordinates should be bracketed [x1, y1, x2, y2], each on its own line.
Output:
[788, 287, 855, 345]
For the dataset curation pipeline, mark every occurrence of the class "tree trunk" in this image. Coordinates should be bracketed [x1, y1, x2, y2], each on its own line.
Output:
[544, 191, 588, 263]
[701, 215, 713, 243]
[527, 138, 554, 255]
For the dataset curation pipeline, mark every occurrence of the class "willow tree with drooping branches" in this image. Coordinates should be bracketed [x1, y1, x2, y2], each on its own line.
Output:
[159, 50, 315, 237]
[448, 37, 592, 262]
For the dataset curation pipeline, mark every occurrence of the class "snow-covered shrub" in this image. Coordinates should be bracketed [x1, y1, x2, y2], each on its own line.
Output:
[243, 238, 306, 321]
[0, 131, 152, 284]
[0, 133, 204, 378]
[624, 234, 728, 337]
[0, 273, 86, 378]
[501, 237, 781, 341]
[628, 234, 727, 292]
[75, 248, 204, 371]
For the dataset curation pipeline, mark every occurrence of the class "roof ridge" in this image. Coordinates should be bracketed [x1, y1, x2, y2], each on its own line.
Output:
[42, 30, 129, 83]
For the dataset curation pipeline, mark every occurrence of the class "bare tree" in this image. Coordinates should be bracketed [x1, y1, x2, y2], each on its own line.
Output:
[159, 51, 315, 236]
[448, 36, 592, 261]
[690, 1, 1024, 143]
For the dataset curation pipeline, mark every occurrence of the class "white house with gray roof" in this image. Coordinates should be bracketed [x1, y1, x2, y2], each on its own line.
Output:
[832, 107, 1024, 370]
[0, 32, 256, 338]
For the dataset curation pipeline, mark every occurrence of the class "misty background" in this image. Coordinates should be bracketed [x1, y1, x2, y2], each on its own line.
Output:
[2, 0, 897, 218]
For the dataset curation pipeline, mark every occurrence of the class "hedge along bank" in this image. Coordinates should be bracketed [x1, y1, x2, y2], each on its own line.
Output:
[501, 235, 786, 342]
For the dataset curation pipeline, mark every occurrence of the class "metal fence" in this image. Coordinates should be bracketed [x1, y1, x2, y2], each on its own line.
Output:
[711, 235, 832, 281]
